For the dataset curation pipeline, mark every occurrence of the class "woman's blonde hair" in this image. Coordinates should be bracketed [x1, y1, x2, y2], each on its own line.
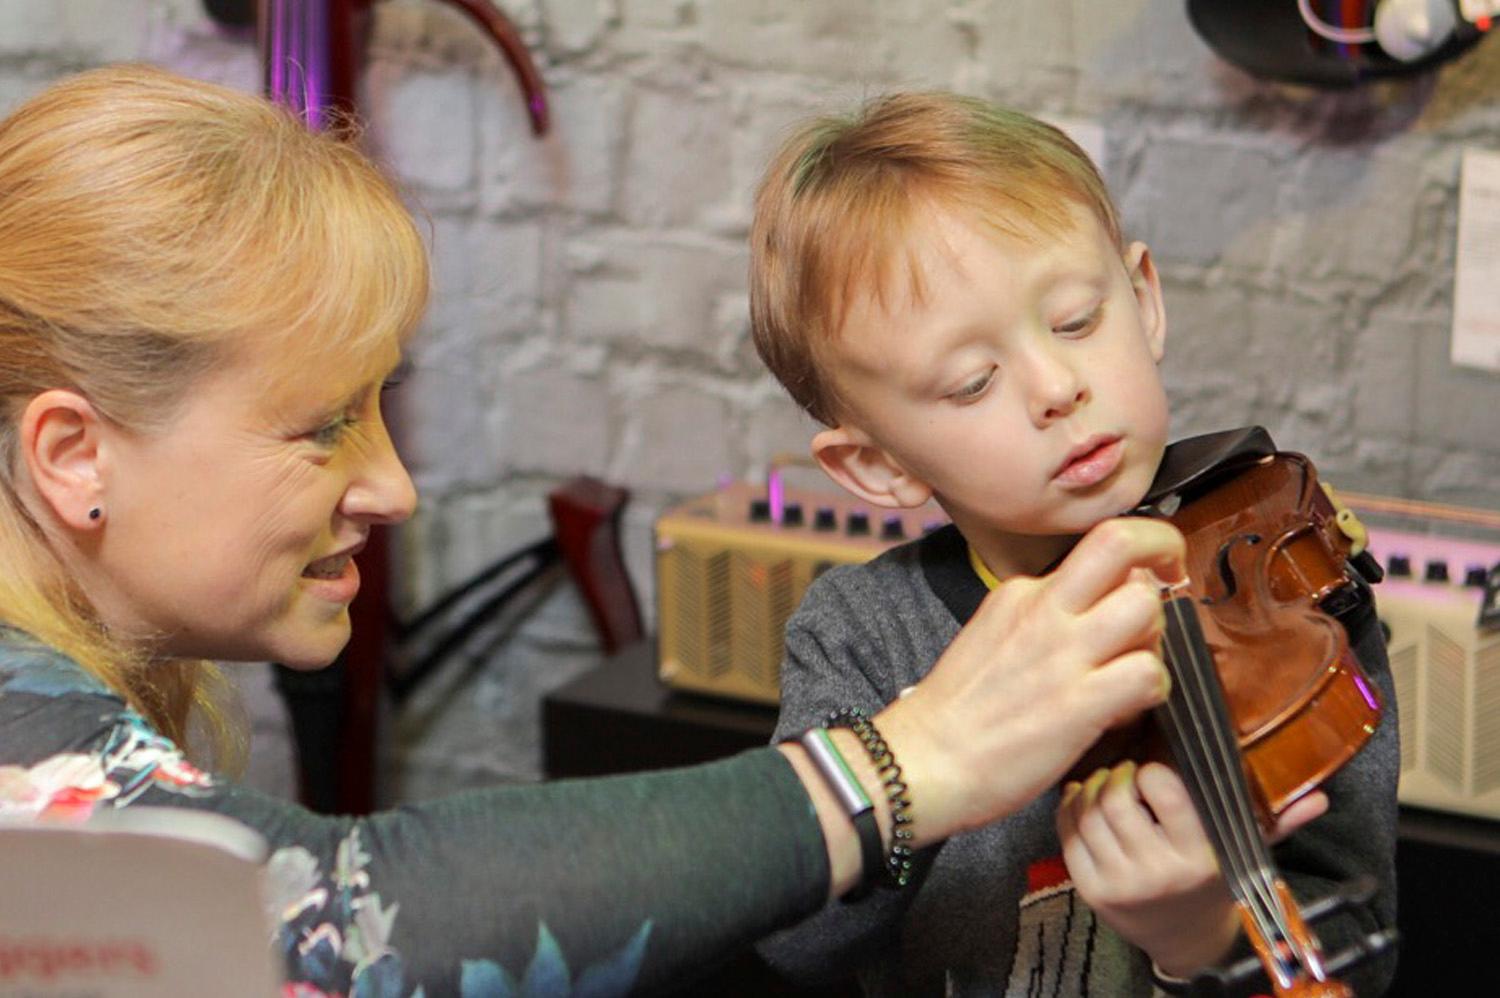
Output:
[750, 91, 1122, 426]
[0, 64, 430, 768]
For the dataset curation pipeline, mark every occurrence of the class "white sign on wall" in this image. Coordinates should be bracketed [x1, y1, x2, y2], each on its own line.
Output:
[1451, 148, 1500, 374]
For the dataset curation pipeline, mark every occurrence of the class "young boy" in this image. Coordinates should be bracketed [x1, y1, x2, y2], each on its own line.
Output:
[749, 93, 1398, 996]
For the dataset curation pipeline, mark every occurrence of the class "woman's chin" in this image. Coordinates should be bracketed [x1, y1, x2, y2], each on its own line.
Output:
[269, 619, 352, 670]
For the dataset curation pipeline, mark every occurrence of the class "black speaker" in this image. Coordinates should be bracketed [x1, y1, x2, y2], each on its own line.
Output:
[1187, 0, 1491, 87]
[202, 0, 255, 29]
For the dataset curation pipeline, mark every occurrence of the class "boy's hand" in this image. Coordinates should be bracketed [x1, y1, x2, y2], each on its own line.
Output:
[1056, 760, 1329, 977]
[877, 517, 1187, 844]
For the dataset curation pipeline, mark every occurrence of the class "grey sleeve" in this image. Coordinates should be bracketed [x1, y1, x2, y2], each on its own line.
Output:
[754, 567, 941, 987]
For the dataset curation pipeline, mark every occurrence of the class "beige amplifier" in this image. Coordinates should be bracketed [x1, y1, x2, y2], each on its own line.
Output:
[655, 477, 946, 704]
[1356, 505, 1500, 822]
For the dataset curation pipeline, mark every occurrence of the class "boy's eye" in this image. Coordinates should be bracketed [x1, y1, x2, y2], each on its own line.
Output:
[1056, 306, 1103, 336]
[949, 368, 995, 403]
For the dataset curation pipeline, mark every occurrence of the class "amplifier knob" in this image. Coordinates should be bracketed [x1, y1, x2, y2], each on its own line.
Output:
[1465, 565, 1490, 588]
[881, 515, 906, 540]
[846, 510, 871, 535]
[1425, 559, 1450, 583]
[782, 502, 805, 527]
[814, 506, 837, 531]
[1387, 554, 1412, 578]
[749, 498, 771, 522]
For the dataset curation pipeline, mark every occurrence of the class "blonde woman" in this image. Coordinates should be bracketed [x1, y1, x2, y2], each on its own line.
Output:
[0, 66, 1188, 996]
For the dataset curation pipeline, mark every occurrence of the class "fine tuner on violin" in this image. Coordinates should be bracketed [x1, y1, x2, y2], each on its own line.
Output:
[1128, 427, 1398, 996]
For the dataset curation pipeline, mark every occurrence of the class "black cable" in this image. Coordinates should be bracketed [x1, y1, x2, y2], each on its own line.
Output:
[386, 539, 560, 705]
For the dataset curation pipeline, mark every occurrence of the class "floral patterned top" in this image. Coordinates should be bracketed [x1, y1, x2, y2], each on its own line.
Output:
[0, 630, 828, 997]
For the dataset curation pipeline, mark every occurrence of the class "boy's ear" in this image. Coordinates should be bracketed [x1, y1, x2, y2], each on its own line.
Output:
[19, 389, 109, 530]
[811, 424, 933, 509]
[1124, 241, 1167, 363]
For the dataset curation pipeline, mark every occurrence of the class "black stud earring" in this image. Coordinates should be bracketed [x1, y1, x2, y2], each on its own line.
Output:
[88, 507, 101, 521]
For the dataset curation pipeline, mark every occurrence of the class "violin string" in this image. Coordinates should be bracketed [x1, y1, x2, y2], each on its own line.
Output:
[1164, 596, 1311, 979]
[1170, 572, 1334, 983]
[1160, 597, 1307, 982]
[1158, 608, 1280, 955]
[1157, 602, 1274, 929]
[1170, 604, 1281, 909]
[1160, 602, 1298, 985]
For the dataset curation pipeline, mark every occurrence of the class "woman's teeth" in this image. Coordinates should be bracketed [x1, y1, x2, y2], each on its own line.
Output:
[303, 554, 350, 579]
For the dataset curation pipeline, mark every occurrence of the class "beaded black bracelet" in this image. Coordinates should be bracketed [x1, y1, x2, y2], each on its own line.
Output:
[825, 707, 915, 889]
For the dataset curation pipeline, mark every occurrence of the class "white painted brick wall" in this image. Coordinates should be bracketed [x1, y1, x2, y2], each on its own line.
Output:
[5, 0, 1500, 803]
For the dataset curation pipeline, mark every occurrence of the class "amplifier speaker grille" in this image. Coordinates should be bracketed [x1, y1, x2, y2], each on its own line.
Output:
[655, 481, 941, 704]
[1367, 525, 1500, 820]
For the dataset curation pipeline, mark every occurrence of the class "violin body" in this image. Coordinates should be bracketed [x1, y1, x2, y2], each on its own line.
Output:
[1110, 427, 1395, 995]
[1160, 447, 1382, 825]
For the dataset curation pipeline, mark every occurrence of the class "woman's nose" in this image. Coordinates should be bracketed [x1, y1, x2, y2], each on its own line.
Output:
[343, 417, 417, 525]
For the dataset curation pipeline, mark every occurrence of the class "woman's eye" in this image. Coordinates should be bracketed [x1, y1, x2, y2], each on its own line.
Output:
[310, 416, 354, 447]
[949, 368, 995, 403]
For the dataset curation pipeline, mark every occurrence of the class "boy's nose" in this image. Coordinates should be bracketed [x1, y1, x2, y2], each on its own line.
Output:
[1023, 345, 1089, 425]
[1039, 385, 1088, 424]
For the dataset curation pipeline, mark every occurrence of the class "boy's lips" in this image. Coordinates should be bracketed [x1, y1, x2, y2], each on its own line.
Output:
[1052, 435, 1123, 488]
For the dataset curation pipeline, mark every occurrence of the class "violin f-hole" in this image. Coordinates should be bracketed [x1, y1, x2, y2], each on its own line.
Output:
[1204, 532, 1263, 604]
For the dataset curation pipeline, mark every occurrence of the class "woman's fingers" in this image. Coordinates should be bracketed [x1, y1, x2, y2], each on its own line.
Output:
[1076, 575, 1167, 660]
[881, 518, 1188, 840]
[1048, 518, 1187, 615]
[1070, 648, 1172, 733]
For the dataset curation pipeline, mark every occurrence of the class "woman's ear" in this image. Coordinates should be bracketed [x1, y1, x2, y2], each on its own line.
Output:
[811, 424, 933, 509]
[1124, 241, 1167, 363]
[19, 389, 108, 530]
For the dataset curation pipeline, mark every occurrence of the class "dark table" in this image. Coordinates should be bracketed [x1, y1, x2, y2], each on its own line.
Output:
[544, 642, 1500, 995]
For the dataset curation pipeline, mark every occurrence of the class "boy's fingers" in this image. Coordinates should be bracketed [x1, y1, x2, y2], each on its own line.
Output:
[1048, 518, 1187, 615]
[1091, 762, 1161, 857]
[1058, 771, 1126, 873]
[1268, 792, 1329, 844]
[1056, 800, 1101, 887]
[1135, 762, 1208, 854]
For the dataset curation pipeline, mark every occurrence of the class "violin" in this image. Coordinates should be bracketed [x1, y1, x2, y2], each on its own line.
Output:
[1124, 427, 1397, 995]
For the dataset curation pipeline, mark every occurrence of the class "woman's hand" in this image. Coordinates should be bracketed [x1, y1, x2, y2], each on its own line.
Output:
[1056, 760, 1329, 977]
[876, 516, 1188, 846]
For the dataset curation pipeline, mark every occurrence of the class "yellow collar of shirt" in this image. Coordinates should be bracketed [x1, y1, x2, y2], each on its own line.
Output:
[967, 544, 1002, 591]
